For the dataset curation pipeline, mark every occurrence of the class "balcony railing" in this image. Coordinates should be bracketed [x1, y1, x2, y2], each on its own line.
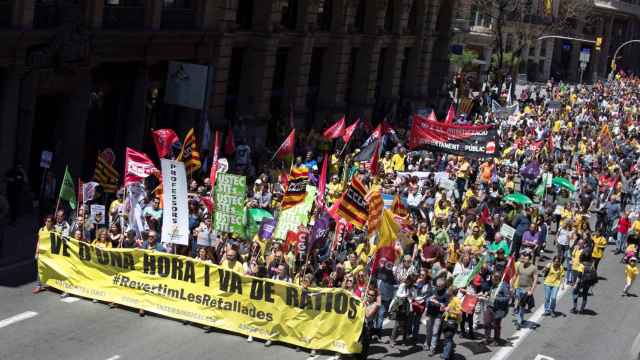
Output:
[0, 2, 11, 28]
[103, 5, 145, 29]
[161, 8, 195, 29]
[33, 2, 59, 29]
[595, 0, 640, 17]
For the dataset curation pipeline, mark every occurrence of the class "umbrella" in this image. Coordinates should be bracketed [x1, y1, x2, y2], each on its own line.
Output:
[552, 176, 576, 192]
[502, 192, 533, 205]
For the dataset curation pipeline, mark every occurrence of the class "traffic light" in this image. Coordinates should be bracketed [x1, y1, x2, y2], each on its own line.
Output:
[595, 37, 603, 51]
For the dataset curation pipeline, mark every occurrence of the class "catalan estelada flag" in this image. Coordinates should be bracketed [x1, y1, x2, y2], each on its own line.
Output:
[281, 167, 309, 209]
[336, 175, 369, 229]
[177, 128, 201, 174]
[366, 185, 383, 238]
[93, 151, 119, 193]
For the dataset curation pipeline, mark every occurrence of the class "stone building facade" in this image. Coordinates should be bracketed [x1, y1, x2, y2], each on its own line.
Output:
[451, 0, 640, 85]
[0, 0, 456, 194]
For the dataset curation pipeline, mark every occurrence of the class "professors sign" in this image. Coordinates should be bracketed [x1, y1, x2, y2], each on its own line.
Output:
[161, 159, 189, 245]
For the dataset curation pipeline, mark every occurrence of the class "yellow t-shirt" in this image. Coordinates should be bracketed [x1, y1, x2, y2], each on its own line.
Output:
[38, 227, 51, 246]
[92, 239, 112, 249]
[572, 248, 584, 273]
[447, 242, 459, 265]
[456, 161, 470, 179]
[434, 202, 450, 218]
[591, 235, 607, 259]
[631, 220, 640, 234]
[444, 296, 463, 321]
[463, 234, 485, 252]
[382, 158, 394, 174]
[544, 264, 565, 287]
[221, 259, 244, 273]
[391, 154, 405, 171]
[626, 264, 639, 283]
[553, 120, 562, 133]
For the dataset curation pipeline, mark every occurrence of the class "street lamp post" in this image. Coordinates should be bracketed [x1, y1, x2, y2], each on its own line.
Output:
[608, 39, 640, 79]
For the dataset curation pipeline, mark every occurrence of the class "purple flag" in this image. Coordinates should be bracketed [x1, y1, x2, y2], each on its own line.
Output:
[258, 218, 277, 240]
[308, 212, 332, 251]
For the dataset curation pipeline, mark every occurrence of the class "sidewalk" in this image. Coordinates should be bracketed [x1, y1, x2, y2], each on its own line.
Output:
[0, 214, 38, 268]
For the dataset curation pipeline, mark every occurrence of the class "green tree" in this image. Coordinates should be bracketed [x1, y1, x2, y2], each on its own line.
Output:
[450, 50, 479, 72]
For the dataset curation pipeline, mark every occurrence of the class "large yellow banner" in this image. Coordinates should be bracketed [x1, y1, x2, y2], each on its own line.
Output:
[38, 233, 364, 354]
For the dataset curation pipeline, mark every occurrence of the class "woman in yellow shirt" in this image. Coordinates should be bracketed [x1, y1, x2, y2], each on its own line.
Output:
[543, 256, 565, 316]
[623, 257, 638, 296]
[92, 228, 112, 249]
[591, 230, 607, 273]
[434, 198, 451, 220]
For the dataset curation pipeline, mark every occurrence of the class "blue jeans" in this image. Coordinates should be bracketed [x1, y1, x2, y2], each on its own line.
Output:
[375, 299, 391, 333]
[514, 288, 528, 325]
[425, 315, 442, 348]
[409, 312, 422, 339]
[617, 232, 628, 253]
[543, 285, 559, 313]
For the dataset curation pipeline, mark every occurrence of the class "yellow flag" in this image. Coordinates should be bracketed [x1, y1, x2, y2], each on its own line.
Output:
[544, 0, 553, 16]
[378, 209, 400, 249]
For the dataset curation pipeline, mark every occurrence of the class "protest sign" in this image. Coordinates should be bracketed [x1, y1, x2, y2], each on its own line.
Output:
[258, 218, 277, 240]
[409, 117, 498, 158]
[90, 204, 106, 225]
[38, 233, 364, 354]
[161, 159, 189, 245]
[213, 173, 246, 235]
[500, 224, 516, 241]
[273, 186, 316, 240]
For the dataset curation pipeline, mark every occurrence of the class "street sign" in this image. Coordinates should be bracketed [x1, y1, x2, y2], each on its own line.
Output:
[40, 150, 53, 168]
[579, 48, 591, 63]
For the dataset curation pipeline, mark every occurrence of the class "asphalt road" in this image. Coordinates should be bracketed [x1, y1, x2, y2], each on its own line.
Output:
[1, 237, 638, 360]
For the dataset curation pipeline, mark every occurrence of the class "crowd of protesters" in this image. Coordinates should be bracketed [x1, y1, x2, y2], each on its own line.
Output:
[29, 72, 640, 360]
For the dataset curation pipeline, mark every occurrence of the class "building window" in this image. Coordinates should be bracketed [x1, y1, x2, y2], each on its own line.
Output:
[34, 0, 60, 29]
[162, 0, 194, 29]
[281, 0, 298, 30]
[103, 0, 145, 29]
[383, 0, 394, 33]
[407, 0, 417, 34]
[236, 0, 254, 30]
[0, 0, 12, 28]
[317, 0, 332, 31]
[354, 0, 365, 33]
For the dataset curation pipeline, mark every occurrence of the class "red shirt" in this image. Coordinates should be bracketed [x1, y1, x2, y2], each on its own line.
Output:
[618, 217, 631, 234]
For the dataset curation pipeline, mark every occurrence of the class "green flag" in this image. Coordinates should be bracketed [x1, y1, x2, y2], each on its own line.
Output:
[453, 254, 487, 289]
[59, 166, 76, 210]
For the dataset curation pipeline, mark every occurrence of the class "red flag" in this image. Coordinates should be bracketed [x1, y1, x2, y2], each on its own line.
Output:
[370, 139, 381, 176]
[323, 116, 346, 139]
[225, 127, 236, 155]
[209, 130, 221, 192]
[445, 104, 456, 124]
[124, 147, 158, 186]
[283, 230, 298, 254]
[501, 256, 517, 284]
[342, 118, 360, 144]
[279, 171, 289, 190]
[317, 153, 328, 206]
[428, 110, 438, 122]
[273, 129, 295, 160]
[479, 206, 492, 225]
[200, 196, 213, 213]
[152, 129, 179, 159]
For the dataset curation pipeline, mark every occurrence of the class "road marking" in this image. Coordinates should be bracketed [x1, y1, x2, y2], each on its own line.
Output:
[489, 287, 569, 360]
[0, 311, 38, 329]
[534, 355, 555, 360]
[105, 355, 121, 360]
[61, 297, 80, 303]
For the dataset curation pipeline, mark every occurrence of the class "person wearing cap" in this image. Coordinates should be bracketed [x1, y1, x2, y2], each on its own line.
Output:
[326, 175, 343, 205]
[623, 256, 638, 296]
